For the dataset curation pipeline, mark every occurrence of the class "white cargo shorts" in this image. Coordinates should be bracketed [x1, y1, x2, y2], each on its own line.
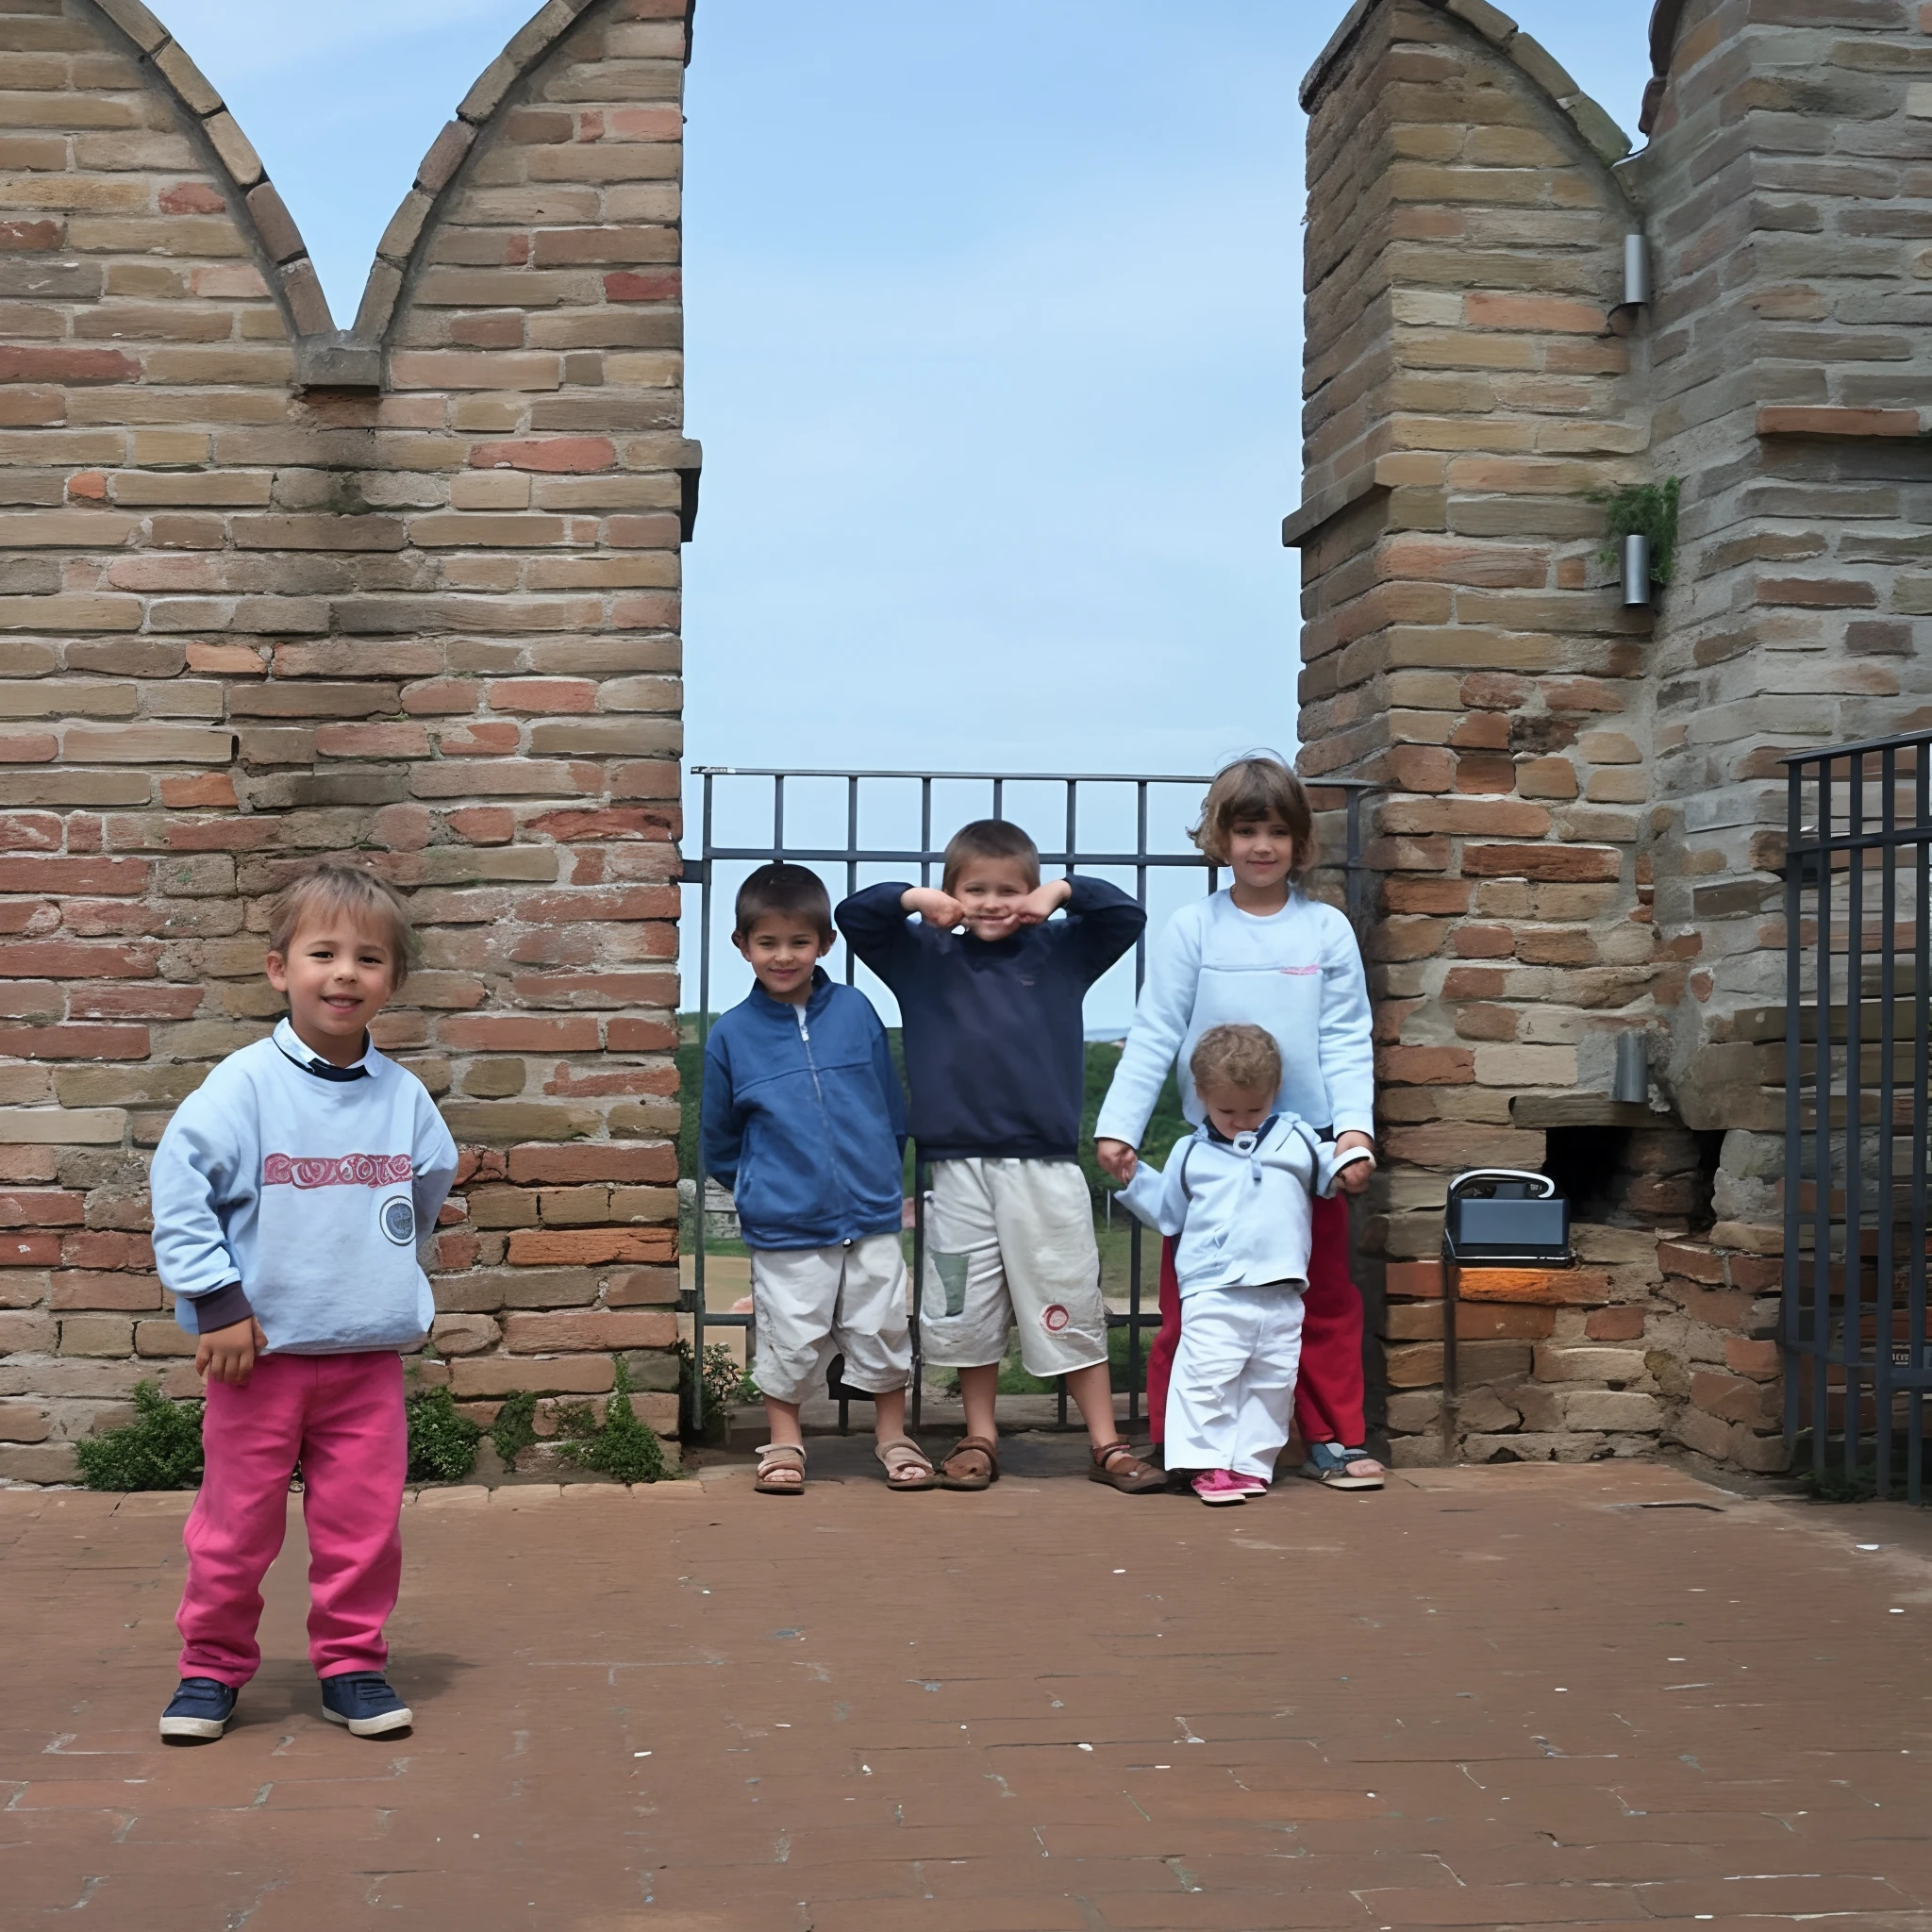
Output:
[750, 1233, 912, 1406]
[920, 1158, 1108, 1379]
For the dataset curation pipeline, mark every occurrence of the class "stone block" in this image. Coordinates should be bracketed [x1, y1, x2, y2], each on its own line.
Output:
[1533, 1343, 1649, 1385]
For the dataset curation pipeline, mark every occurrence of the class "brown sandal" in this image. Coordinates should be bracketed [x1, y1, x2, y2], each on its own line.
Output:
[939, 1435, 999, 1491]
[874, 1437, 939, 1491]
[1089, 1440, 1165, 1493]
[754, 1442, 807, 1494]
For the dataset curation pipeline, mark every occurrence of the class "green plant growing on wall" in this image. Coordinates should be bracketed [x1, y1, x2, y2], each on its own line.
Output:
[75, 1382, 204, 1491]
[676, 1339, 755, 1442]
[490, 1390, 540, 1472]
[560, 1360, 668, 1486]
[1590, 476, 1681, 587]
[405, 1385, 480, 1485]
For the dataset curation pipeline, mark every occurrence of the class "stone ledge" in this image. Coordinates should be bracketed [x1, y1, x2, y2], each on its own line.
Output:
[1757, 407, 1926, 441]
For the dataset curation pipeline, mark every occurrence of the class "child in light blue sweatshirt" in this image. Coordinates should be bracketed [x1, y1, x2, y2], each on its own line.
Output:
[149, 864, 457, 1744]
[1118, 1024, 1366, 1505]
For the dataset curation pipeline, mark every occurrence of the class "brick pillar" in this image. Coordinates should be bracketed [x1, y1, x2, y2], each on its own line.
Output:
[1291, 0, 1673, 1465]
[0, 0, 692, 1480]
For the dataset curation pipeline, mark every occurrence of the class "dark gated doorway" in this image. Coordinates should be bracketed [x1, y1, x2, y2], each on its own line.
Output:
[1783, 728, 1932, 1500]
[678, 767, 1376, 1436]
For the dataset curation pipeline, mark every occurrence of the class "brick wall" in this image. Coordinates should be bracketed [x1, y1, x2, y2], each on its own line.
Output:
[0, 0, 694, 1481]
[1295, 0, 1930, 1475]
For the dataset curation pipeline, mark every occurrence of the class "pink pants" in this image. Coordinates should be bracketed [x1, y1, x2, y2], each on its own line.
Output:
[178, 1350, 406, 1687]
[1145, 1192, 1365, 1448]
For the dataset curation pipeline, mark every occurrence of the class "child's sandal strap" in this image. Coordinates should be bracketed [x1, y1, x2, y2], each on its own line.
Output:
[874, 1437, 938, 1490]
[754, 1442, 807, 1494]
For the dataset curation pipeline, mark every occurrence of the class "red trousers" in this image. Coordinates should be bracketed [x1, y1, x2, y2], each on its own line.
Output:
[178, 1351, 407, 1687]
[1143, 1191, 1364, 1447]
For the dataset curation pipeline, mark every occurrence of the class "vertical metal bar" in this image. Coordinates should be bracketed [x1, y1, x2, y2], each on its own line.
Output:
[1784, 758, 1805, 1452]
[1346, 787, 1366, 936]
[691, 772, 715, 1436]
[1812, 757, 1833, 1477]
[1845, 752, 1865, 1483]
[1913, 753, 1930, 1503]
[1060, 778, 1077, 1433]
[991, 777, 1004, 824]
[845, 774, 859, 987]
[921, 779, 932, 887]
[1128, 779, 1149, 1429]
[910, 1158, 927, 1437]
[1876, 747, 1897, 1497]
[773, 773, 785, 855]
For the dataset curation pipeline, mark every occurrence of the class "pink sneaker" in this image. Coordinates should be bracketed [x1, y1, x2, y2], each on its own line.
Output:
[1191, 1469, 1249, 1507]
[1229, 1473, 1271, 1496]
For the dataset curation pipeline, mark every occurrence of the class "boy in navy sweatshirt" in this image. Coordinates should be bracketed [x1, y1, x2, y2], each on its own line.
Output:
[838, 821, 1163, 1493]
[702, 864, 934, 1493]
[149, 863, 458, 1744]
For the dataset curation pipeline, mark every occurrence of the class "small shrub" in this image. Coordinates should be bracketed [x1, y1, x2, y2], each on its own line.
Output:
[406, 1385, 480, 1485]
[677, 1339, 755, 1441]
[1590, 477, 1681, 587]
[490, 1390, 539, 1472]
[75, 1382, 204, 1491]
[561, 1360, 667, 1486]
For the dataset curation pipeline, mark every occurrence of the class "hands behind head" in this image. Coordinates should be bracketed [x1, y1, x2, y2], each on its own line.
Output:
[195, 1316, 267, 1388]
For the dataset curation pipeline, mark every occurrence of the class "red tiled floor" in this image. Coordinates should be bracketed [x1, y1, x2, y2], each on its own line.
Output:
[5, 1446, 1932, 1929]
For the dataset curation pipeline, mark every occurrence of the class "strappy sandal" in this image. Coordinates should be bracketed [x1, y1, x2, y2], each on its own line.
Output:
[938, 1435, 999, 1491]
[874, 1437, 938, 1491]
[1089, 1440, 1165, 1493]
[754, 1441, 807, 1495]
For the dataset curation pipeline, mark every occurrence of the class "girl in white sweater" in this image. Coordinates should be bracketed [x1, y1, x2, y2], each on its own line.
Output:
[1094, 757, 1383, 1489]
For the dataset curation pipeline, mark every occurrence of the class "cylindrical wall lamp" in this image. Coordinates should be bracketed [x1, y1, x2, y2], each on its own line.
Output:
[1622, 533, 1653, 608]
[1624, 233, 1650, 308]
[1612, 1032, 1649, 1105]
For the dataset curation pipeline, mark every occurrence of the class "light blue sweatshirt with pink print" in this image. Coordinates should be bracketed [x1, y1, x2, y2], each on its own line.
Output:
[151, 1019, 458, 1354]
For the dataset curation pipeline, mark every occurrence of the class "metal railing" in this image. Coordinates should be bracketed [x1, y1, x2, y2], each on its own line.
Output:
[1783, 729, 1932, 1500]
[680, 767, 1378, 1435]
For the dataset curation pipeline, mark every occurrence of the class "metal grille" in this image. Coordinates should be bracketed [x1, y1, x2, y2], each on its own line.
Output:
[680, 768, 1377, 1436]
[1783, 730, 1932, 1500]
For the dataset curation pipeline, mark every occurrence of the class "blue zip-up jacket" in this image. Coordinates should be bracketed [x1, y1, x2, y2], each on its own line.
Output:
[837, 877, 1146, 1162]
[701, 970, 908, 1251]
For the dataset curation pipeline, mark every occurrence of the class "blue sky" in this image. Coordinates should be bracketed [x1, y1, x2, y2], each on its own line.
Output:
[164, 0, 1657, 1018]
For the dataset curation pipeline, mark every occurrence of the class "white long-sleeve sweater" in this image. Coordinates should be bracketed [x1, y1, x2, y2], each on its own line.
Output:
[150, 1019, 458, 1354]
[1116, 1115, 1351, 1297]
[1093, 889, 1374, 1148]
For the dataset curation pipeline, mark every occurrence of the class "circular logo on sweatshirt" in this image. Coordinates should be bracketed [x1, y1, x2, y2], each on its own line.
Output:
[1041, 1303, 1070, 1333]
[380, 1196, 416, 1246]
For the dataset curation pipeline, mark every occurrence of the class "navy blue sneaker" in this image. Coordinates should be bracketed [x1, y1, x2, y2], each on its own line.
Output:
[159, 1676, 237, 1743]
[320, 1673, 413, 1738]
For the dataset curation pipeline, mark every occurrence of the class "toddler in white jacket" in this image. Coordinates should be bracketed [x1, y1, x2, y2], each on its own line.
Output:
[1117, 1024, 1366, 1505]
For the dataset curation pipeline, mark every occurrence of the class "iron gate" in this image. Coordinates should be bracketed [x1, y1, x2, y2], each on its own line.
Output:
[680, 767, 1377, 1435]
[1783, 729, 1932, 1499]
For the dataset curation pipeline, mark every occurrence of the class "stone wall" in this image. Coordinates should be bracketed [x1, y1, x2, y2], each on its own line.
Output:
[0, 0, 695, 1481]
[1292, 0, 1929, 1474]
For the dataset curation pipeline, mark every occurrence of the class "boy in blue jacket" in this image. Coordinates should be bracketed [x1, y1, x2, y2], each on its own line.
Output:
[702, 864, 934, 1493]
[838, 820, 1164, 1494]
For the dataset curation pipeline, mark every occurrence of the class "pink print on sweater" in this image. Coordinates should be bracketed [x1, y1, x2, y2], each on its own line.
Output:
[262, 1154, 414, 1190]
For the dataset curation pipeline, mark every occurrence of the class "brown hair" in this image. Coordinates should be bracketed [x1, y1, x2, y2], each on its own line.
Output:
[1191, 1023, 1283, 1096]
[1191, 755, 1317, 881]
[941, 819, 1041, 894]
[267, 862, 419, 990]
[733, 861, 833, 944]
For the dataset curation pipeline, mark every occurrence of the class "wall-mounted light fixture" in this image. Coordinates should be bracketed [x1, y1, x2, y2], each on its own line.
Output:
[1613, 1031, 1649, 1104]
[1624, 233, 1651, 309]
[1622, 533, 1653, 608]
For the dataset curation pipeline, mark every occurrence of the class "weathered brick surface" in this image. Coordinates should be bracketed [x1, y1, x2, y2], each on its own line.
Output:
[0, 0, 693, 1480]
[1295, 0, 1924, 1474]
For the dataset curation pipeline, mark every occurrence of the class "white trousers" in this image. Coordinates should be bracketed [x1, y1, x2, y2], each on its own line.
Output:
[921, 1158, 1108, 1377]
[1164, 1285, 1306, 1480]
[750, 1235, 911, 1405]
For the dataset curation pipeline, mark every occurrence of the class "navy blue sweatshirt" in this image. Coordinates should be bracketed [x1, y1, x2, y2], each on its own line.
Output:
[701, 970, 908, 1250]
[837, 878, 1145, 1162]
